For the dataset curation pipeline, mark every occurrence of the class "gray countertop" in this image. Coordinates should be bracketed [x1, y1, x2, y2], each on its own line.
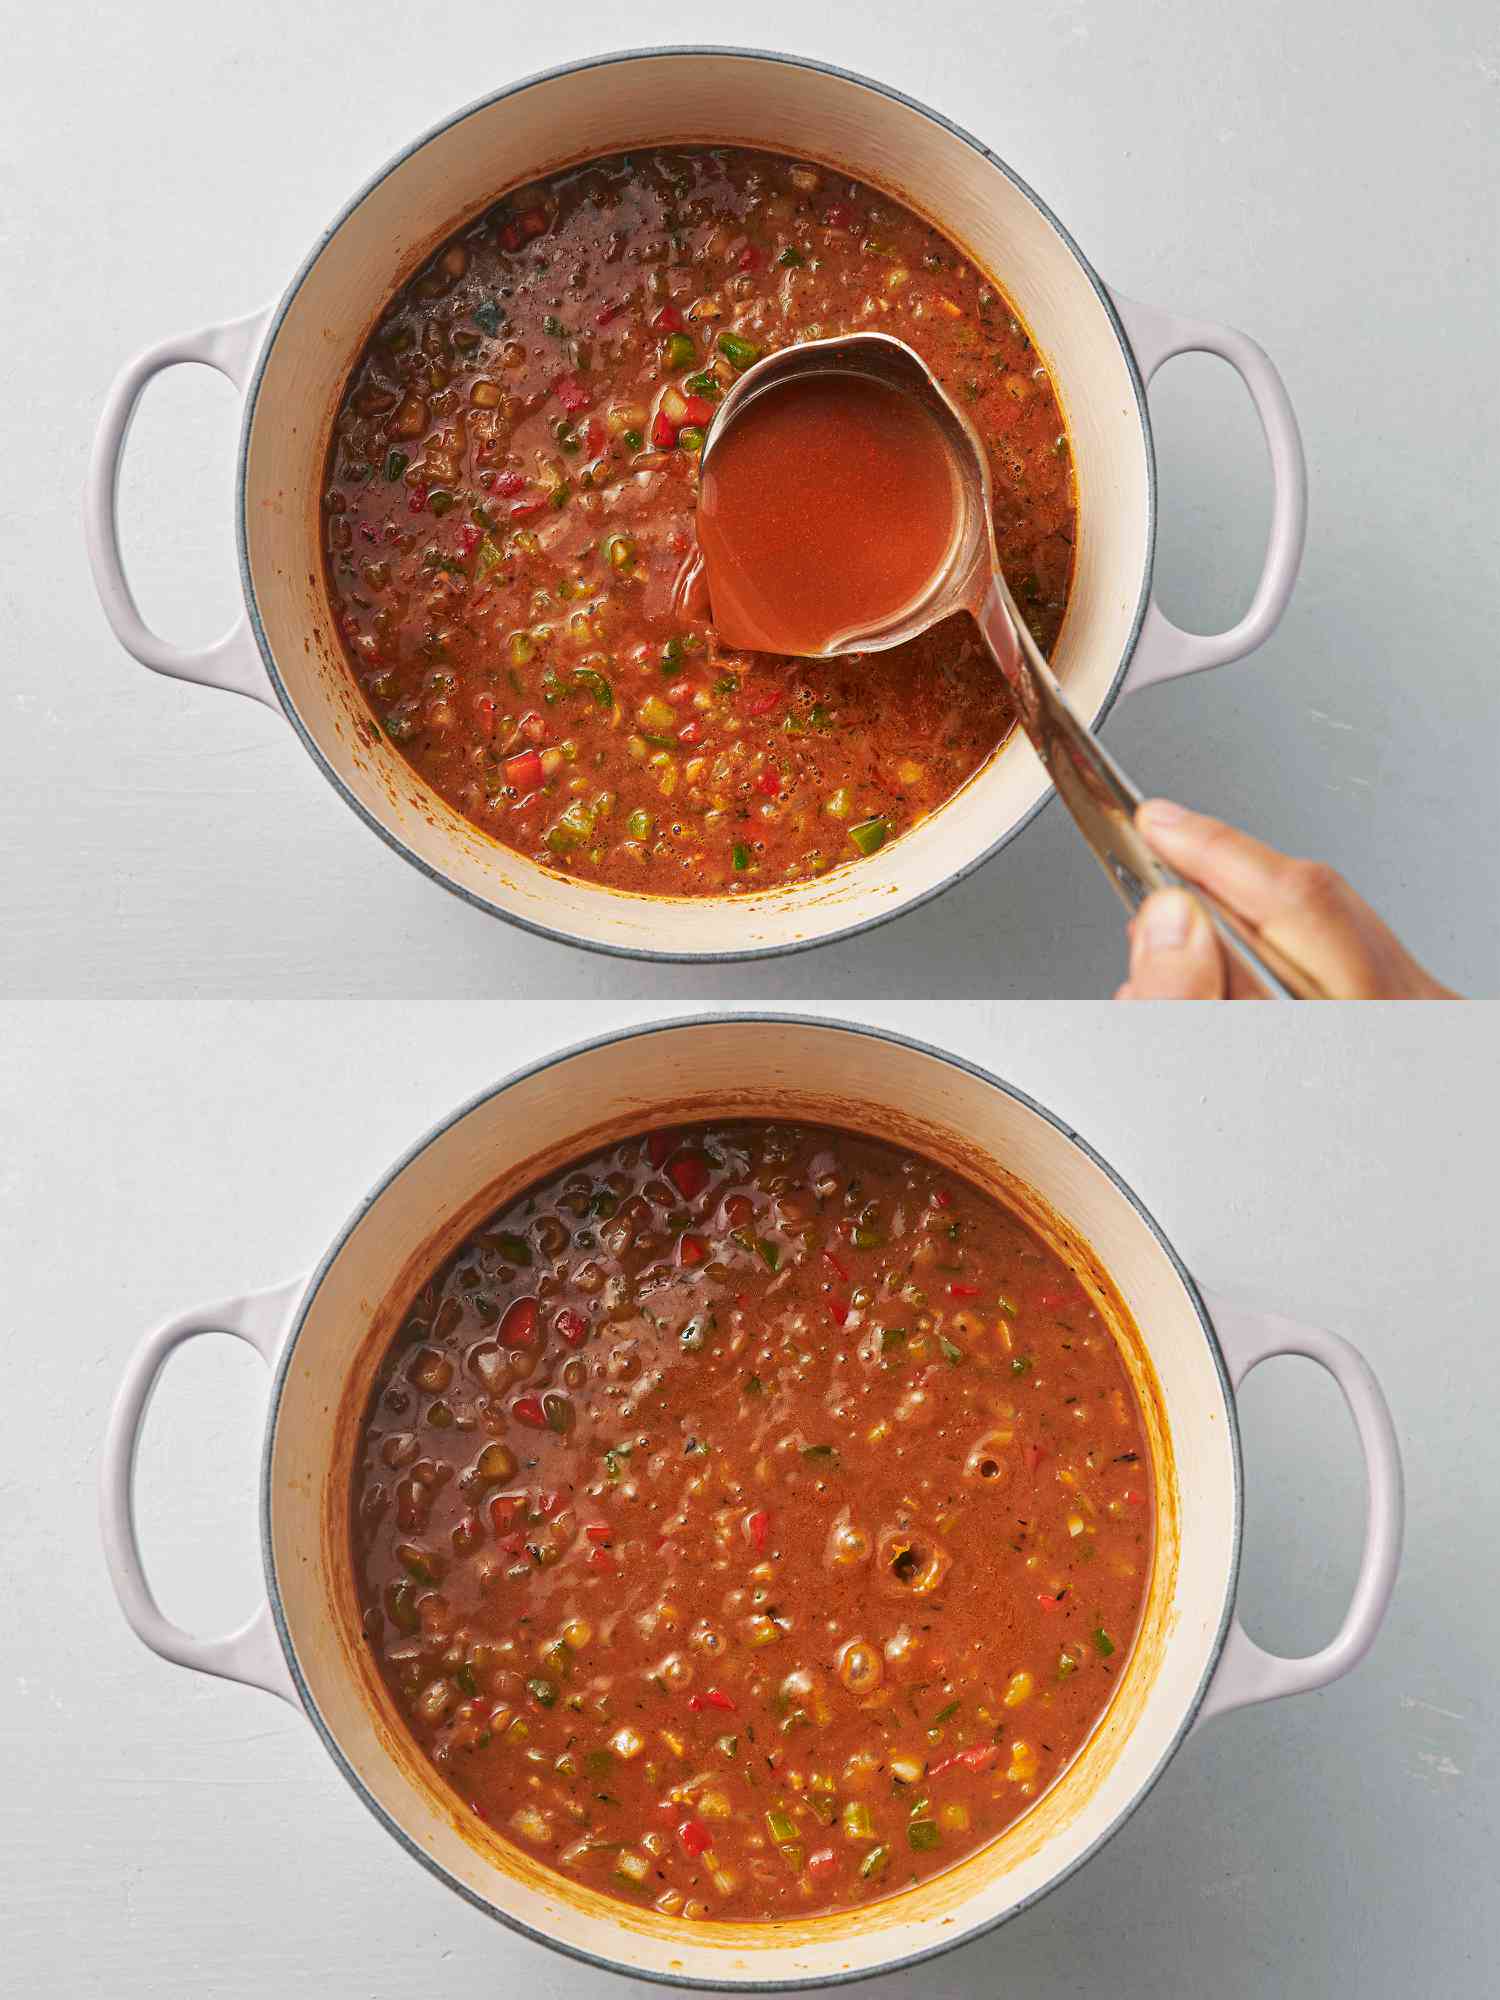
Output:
[5, 0, 1496, 997]
[3, 998, 1494, 1997]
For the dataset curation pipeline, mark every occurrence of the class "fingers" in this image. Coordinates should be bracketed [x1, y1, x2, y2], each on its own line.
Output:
[1134, 799, 1456, 1000]
[1119, 888, 1229, 999]
[1135, 799, 1309, 925]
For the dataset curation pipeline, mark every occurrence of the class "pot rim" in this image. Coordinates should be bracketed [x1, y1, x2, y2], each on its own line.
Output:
[258, 1010, 1240, 1989]
[234, 45, 1158, 965]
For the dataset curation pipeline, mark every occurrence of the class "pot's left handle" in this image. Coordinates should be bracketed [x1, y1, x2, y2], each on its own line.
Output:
[84, 306, 279, 709]
[99, 1276, 306, 1706]
[1194, 1292, 1403, 1726]
[1109, 291, 1307, 695]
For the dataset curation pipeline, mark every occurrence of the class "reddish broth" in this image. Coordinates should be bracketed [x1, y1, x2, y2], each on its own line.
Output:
[323, 149, 1076, 894]
[698, 373, 961, 655]
[352, 1122, 1152, 1923]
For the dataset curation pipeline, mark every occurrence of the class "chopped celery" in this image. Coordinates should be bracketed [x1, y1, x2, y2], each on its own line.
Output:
[545, 800, 596, 853]
[572, 666, 613, 710]
[718, 332, 761, 369]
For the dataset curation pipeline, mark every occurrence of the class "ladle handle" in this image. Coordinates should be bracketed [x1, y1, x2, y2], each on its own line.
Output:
[973, 579, 1328, 999]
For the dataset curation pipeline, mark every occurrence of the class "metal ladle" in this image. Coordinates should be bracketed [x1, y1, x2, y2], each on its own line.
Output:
[700, 333, 1322, 999]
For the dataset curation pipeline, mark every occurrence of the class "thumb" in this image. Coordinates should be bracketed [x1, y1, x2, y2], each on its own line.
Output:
[1121, 889, 1229, 999]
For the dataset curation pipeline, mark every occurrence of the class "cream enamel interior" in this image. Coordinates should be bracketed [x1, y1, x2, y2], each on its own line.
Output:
[242, 52, 1150, 955]
[265, 1019, 1236, 1984]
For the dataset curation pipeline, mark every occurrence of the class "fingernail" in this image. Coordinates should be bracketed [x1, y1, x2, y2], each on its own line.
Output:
[1139, 889, 1194, 953]
[1138, 798, 1185, 831]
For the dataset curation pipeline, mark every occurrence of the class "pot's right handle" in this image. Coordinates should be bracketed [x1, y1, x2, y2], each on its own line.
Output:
[99, 1276, 306, 1706]
[1194, 1292, 1403, 1726]
[1109, 291, 1307, 695]
[84, 306, 278, 709]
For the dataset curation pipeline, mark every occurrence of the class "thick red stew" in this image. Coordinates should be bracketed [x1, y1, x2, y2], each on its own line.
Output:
[352, 1123, 1152, 1923]
[323, 148, 1076, 894]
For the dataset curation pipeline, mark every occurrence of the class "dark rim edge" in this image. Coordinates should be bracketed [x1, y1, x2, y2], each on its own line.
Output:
[257, 1010, 1239, 1991]
[233, 46, 1158, 967]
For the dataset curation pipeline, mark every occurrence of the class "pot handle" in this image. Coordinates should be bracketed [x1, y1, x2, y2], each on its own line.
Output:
[98, 1276, 305, 1706]
[1109, 291, 1307, 694]
[84, 306, 278, 709]
[1193, 1292, 1403, 1725]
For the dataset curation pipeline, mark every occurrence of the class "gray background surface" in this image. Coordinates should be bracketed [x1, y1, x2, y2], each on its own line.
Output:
[3, 998, 1495, 1998]
[4, 0, 1497, 997]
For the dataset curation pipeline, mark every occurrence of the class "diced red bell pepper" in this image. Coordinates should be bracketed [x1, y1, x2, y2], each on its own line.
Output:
[594, 300, 626, 326]
[509, 496, 550, 521]
[823, 202, 855, 229]
[580, 416, 606, 455]
[519, 207, 549, 239]
[584, 1523, 613, 1545]
[1039, 1592, 1064, 1611]
[646, 1131, 674, 1169]
[494, 470, 526, 497]
[586, 1547, 617, 1573]
[456, 521, 483, 558]
[678, 1233, 707, 1268]
[807, 1847, 837, 1877]
[651, 408, 679, 449]
[512, 1393, 546, 1428]
[681, 394, 716, 427]
[652, 304, 685, 333]
[1023, 1442, 1047, 1475]
[1036, 1287, 1071, 1308]
[746, 1508, 771, 1554]
[929, 1743, 999, 1778]
[825, 1296, 849, 1330]
[500, 1297, 538, 1347]
[489, 1493, 524, 1533]
[537, 1490, 562, 1517]
[736, 245, 761, 272]
[554, 374, 592, 414]
[823, 1247, 850, 1283]
[1124, 1487, 1145, 1508]
[678, 1817, 714, 1857]
[742, 683, 784, 717]
[686, 1688, 737, 1713]
[554, 1307, 589, 1347]
[948, 1282, 982, 1299]
[504, 750, 543, 794]
[474, 694, 497, 736]
[755, 767, 781, 796]
[667, 1150, 710, 1201]
[678, 719, 705, 747]
[407, 485, 428, 514]
[664, 678, 694, 707]
[934, 1189, 953, 1209]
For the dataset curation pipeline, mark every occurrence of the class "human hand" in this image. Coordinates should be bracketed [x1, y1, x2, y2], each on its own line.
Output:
[1117, 800, 1455, 1000]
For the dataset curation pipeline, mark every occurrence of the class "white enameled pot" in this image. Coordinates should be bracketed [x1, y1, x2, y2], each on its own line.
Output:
[100, 1016, 1399, 1988]
[85, 48, 1306, 963]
